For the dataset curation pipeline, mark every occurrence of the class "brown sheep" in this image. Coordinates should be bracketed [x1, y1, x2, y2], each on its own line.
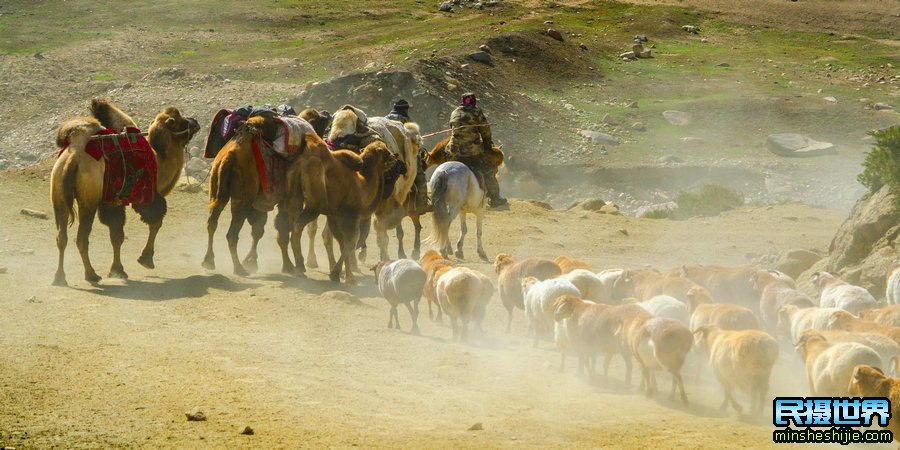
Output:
[688, 287, 760, 332]
[627, 317, 694, 403]
[693, 326, 779, 414]
[678, 264, 761, 309]
[420, 250, 455, 321]
[611, 268, 663, 301]
[825, 310, 900, 345]
[553, 295, 619, 380]
[752, 269, 814, 333]
[554, 256, 593, 274]
[848, 365, 900, 440]
[495, 253, 562, 333]
[863, 305, 900, 328]
[436, 267, 489, 343]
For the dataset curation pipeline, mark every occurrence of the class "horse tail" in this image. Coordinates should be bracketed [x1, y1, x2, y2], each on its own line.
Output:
[429, 170, 450, 251]
[208, 150, 234, 212]
[53, 157, 79, 227]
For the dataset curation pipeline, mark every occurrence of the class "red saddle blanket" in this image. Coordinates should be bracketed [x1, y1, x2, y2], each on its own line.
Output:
[59, 127, 157, 206]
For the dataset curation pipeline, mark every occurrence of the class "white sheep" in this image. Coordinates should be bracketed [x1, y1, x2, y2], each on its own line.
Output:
[795, 330, 882, 396]
[693, 326, 780, 414]
[522, 277, 581, 347]
[562, 269, 610, 303]
[375, 259, 427, 335]
[777, 305, 844, 344]
[436, 267, 489, 343]
[814, 271, 879, 316]
[638, 295, 689, 324]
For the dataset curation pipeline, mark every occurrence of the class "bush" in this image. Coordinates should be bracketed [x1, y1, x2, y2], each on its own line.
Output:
[858, 125, 900, 207]
[646, 184, 744, 220]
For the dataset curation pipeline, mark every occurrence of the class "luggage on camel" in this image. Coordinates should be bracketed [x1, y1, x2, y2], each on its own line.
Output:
[203, 103, 296, 159]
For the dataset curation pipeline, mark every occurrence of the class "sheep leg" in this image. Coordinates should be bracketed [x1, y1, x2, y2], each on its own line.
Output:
[603, 353, 613, 377]
[460, 319, 469, 344]
[589, 356, 598, 382]
[405, 302, 421, 336]
[455, 211, 467, 260]
[388, 305, 397, 329]
[450, 316, 459, 341]
[674, 371, 688, 404]
[505, 306, 513, 334]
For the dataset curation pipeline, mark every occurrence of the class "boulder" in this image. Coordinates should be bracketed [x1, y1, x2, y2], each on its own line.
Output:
[468, 51, 492, 65]
[439, 2, 453, 12]
[577, 198, 607, 211]
[874, 103, 894, 111]
[547, 29, 564, 42]
[631, 122, 646, 131]
[798, 187, 900, 298]
[578, 130, 618, 145]
[766, 133, 836, 157]
[636, 202, 677, 218]
[599, 204, 621, 215]
[775, 249, 823, 279]
[662, 110, 692, 126]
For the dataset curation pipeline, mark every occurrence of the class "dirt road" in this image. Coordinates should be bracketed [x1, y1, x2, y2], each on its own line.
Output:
[1, 164, 879, 448]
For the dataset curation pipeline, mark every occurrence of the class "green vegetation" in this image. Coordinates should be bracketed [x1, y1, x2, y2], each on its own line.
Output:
[858, 125, 900, 206]
[646, 184, 745, 219]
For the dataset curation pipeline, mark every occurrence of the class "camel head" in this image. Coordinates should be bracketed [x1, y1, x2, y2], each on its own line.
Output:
[147, 107, 200, 159]
[299, 108, 332, 138]
[359, 141, 399, 174]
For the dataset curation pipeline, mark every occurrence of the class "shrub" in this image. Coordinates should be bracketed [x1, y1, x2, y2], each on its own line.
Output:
[645, 184, 744, 220]
[858, 125, 900, 207]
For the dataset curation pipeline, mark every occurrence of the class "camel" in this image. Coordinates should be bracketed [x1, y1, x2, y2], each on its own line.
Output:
[51, 99, 199, 286]
[283, 133, 398, 284]
[312, 106, 421, 267]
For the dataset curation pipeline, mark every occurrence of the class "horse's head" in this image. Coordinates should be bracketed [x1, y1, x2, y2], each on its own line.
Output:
[148, 106, 200, 158]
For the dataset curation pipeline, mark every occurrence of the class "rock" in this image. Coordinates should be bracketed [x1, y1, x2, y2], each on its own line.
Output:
[468, 423, 484, 431]
[765, 133, 836, 157]
[682, 25, 699, 34]
[578, 130, 619, 145]
[700, 38, 708, 43]
[578, 198, 607, 211]
[632, 43, 644, 55]
[636, 202, 677, 218]
[631, 122, 646, 131]
[563, 103, 575, 110]
[439, 2, 452, 12]
[874, 103, 894, 111]
[478, 44, 491, 53]
[189, 146, 203, 158]
[20, 208, 49, 220]
[659, 155, 683, 164]
[662, 110, 692, 126]
[579, 43, 588, 51]
[626, 101, 638, 108]
[468, 51, 492, 64]
[185, 157, 209, 175]
[601, 113, 616, 125]
[618, 228, 629, 236]
[460, 63, 471, 71]
[239, 425, 254, 435]
[546, 29, 564, 42]
[639, 50, 652, 58]
[798, 186, 900, 297]
[186, 408, 207, 421]
[823, 96, 838, 103]
[775, 249, 823, 279]
[635, 35, 648, 42]
[619, 51, 637, 60]
[716, 62, 730, 67]
[522, 200, 553, 210]
[599, 204, 621, 215]
[680, 137, 704, 144]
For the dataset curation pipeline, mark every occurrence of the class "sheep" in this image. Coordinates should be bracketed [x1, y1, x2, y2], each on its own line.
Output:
[813, 271, 879, 316]
[638, 295, 689, 324]
[495, 253, 562, 333]
[626, 317, 694, 403]
[863, 305, 900, 328]
[795, 330, 882, 396]
[677, 264, 762, 309]
[693, 326, 779, 414]
[562, 269, 612, 303]
[553, 295, 621, 380]
[776, 305, 844, 344]
[688, 286, 759, 332]
[420, 250, 455, 321]
[887, 267, 900, 305]
[595, 269, 624, 301]
[849, 365, 900, 439]
[554, 256, 593, 274]
[435, 267, 488, 343]
[470, 270, 494, 336]
[374, 259, 427, 335]
[611, 268, 663, 301]
[811, 330, 900, 368]
[823, 310, 900, 345]
[522, 276, 581, 347]
[640, 275, 714, 305]
[752, 269, 814, 333]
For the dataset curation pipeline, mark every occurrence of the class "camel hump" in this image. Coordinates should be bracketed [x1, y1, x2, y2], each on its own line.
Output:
[90, 98, 137, 130]
[56, 117, 103, 148]
[332, 150, 364, 171]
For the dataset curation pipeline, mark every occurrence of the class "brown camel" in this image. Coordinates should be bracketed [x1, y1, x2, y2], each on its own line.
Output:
[283, 133, 398, 284]
[51, 99, 199, 286]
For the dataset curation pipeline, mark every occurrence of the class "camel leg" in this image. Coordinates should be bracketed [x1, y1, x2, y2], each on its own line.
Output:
[341, 218, 361, 284]
[357, 218, 370, 265]
[202, 200, 226, 270]
[322, 223, 336, 271]
[305, 219, 318, 269]
[53, 208, 70, 287]
[290, 209, 318, 277]
[475, 210, 488, 262]
[134, 194, 167, 269]
[98, 204, 128, 279]
[411, 213, 422, 261]
[226, 205, 250, 277]
[75, 202, 101, 285]
[376, 221, 390, 262]
[326, 216, 349, 283]
[275, 206, 294, 274]
[242, 208, 267, 274]
[455, 211, 467, 260]
[396, 223, 406, 260]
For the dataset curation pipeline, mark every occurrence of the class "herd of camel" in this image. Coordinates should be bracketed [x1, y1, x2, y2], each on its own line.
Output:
[50, 100, 500, 286]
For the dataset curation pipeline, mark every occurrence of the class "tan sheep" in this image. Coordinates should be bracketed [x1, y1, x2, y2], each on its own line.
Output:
[625, 316, 694, 403]
[848, 365, 900, 440]
[495, 253, 562, 333]
[553, 295, 620, 380]
[795, 330, 881, 396]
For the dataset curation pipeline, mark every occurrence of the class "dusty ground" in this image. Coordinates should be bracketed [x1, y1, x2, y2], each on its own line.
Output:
[1, 164, 883, 449]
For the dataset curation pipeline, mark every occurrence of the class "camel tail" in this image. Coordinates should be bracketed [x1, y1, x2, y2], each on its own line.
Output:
[53, 158, 79, 227]
[208, 151, 235, 212]
[429, 171, 451, 251]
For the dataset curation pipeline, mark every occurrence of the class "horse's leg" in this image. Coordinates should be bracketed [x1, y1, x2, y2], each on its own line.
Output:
[475, 209, 488, 262]
[396, 222, 406, 260]
[202, 198, 226, 270]
[98, 204, 127, 279]
[411, 213, 422, 261]
[53, 207, 69, 286]
[455, 211, 467, 259]
[275, 205, 294, 274]
[226, 204, 250, 277]
[75, 202, 101, 284]
[135, 194, 166, 270]
[242, 207, 267, 274]
[305, 218, 318, 269]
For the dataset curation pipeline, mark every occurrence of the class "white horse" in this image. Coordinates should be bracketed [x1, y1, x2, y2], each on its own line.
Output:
[429, 161, 488, 261]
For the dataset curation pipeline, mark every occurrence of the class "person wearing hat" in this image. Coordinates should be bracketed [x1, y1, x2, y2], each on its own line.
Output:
[385, 99, 429, 213]
[447, 93, 507, 208]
